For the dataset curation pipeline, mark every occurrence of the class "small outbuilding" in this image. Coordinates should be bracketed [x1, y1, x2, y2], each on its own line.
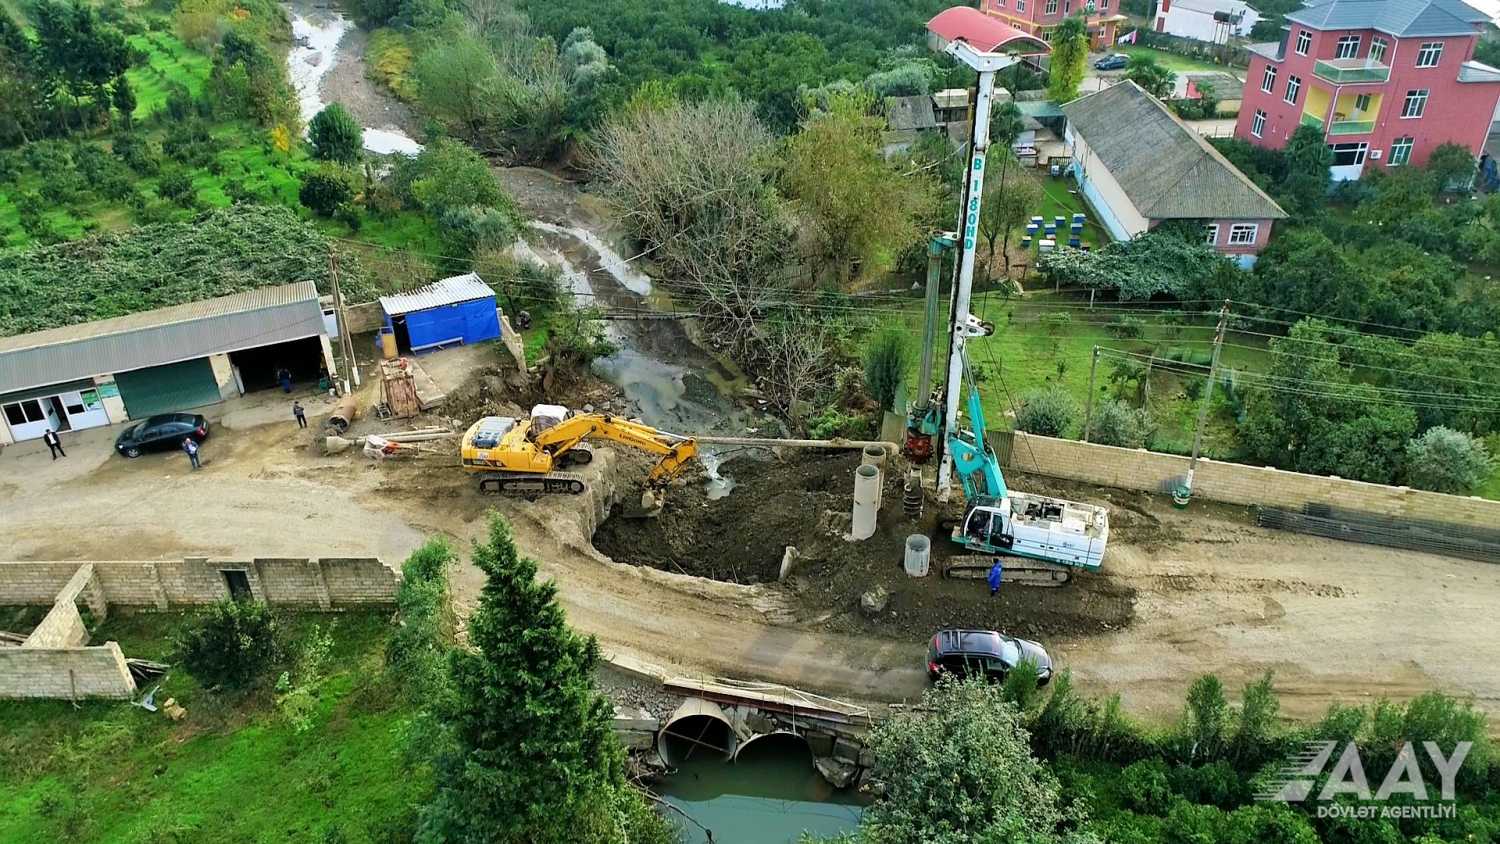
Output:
[378, 273, 502, 354]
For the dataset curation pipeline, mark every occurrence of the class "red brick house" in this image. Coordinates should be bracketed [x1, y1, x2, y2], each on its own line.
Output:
[980, 0, 1129, 49]
[1233, 0, 1500, 179]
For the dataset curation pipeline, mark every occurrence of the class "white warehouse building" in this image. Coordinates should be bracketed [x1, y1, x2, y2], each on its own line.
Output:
[1153, 0, 1262, 43]
[0, 282, 337, 445]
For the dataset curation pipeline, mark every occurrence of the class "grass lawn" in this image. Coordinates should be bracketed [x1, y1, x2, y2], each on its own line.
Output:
[126, 31, 213, 120]
[1120, 45, 1233, 75]
[1034, 174, 1109, 249]
[867, 290, 1257, 460]
[0, 611, 424, 843]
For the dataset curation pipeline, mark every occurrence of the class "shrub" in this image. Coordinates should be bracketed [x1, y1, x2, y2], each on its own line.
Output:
[1016, 386, 1075, 437]
[113, 133, 162, 175]
[1169, 760, 1245, 808]
[1225, 803, 1319, 844]
[1179, 674, 1229, 763]
[863, 327, 909, 412]
[1108, 314, 1146, 339]
[308, 103, 363, 164]
[1404, 426, 1494, 494]
[299, 168, 354, 217]
[1164, 801, 1230, 844]
[174, 599, 280, 689]
[1121, 758, 1174, 815]
[155, 170, 195, 204]
[999, 657, 1043, 713]
[1088, 399, 1151, 449]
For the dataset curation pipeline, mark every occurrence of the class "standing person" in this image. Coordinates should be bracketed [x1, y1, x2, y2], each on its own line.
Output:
[988, 559, 1004, 597]
[278, 367, 293, 394]
[182, 437, 200, 470]
[292, 400, 307, 429]
[42, 428, 65, 460]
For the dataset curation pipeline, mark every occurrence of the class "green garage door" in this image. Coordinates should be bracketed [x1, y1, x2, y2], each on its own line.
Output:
[114, 358, 221, 419]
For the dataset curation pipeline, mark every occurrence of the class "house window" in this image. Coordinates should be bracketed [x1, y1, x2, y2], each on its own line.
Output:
[1284, 75, 1301, 105]
[1251, 109, 1266, 137]
[1228, 224, 1259, 245]
[1329, 142, 1368, 165]
[1416, 42, 1443, 67]
[1335, 35, 1360, 59]
[1353, 93, 1372, 112]
[1098, 0, 1109, 8]
[1261, 65, 1277, 93]
[1204, 224, 1220, 244]
[1017, 0, 1025, 11]
[1045, 0, 1058, 14]
[1370, 37, 1388, 64]
[1389, 136, 1414, 165]
[995, 0, 1006, 7]
[1295, 29, 1311, 55]
[3, 399, 45, 426]
[1401, 89, 1428, 118]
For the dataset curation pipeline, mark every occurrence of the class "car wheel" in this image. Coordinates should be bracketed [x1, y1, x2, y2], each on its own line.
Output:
[124, 447, 142, 458]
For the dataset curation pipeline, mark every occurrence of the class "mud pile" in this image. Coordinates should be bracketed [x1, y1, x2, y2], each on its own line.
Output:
[593, 452, 1139, 640]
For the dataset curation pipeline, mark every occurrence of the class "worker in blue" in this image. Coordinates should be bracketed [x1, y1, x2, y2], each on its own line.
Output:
[987, 559, 1004, 597]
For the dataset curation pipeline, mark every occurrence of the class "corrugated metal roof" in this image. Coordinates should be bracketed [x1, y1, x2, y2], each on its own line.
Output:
[0, 282, 323, 395]
[1016, 100, 1066, 119]
[885, 95, 940, 131]
[1063, 81, 1287, 221]
[379, 273, 496, 317]
[1286, 0, 1487, 36]
[1459, 59, 1500, 81]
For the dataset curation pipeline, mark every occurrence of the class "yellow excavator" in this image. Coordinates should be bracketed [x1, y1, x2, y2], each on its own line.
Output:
[459, 404, 699, 506]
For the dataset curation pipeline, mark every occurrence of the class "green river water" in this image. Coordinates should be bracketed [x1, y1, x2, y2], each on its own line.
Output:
[660, 744, 865, 843]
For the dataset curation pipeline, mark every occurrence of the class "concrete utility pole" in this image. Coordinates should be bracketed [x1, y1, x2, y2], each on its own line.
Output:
[1186, 300, 1231, 493]
[329, 251, 360, 394]
[1082, 345, 1100, 443]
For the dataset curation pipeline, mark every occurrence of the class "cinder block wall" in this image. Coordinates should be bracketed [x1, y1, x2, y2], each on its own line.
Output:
[1000, 432, 1500, 524]
[0, 558, 400, 610]
[23, 602, 88, 648]
[0, 643, 137, 699]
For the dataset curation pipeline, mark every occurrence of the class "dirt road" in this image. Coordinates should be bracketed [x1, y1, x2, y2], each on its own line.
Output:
[5, 368, 1500, 722]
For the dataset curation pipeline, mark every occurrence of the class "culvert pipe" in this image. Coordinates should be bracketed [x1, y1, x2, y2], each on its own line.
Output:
[691, 436, 901, 454]
[861, 445, 887, 507]
[852, 464, 881, 540]
[659, 697, 737, 766]
[732, 730, 813, 764]
[904, 534, 931, 577]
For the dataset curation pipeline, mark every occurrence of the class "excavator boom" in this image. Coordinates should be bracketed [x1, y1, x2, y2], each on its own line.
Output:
[531, 414, 699, 487]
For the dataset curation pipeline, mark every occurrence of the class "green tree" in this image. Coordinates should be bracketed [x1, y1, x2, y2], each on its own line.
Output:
[299, 168, 354, 217]
[855, 678, 1088, 843]
[1279, 124, 1332, 213]
[1125, 56, 1176, 100]
[415, 33, 500, 140]
[308, 103, 364, 164]
[978, 156, 1043, 277]
[1018, 386, 1076, 437]
[1045, 15, 1090, 103]
[1425, 142, 1475, 191]
[418, 516, 672, 844]
[782, 89, 937, 283]
[112, 77, 136, 129]
[174, 599, 280, 690]
[34, 0, 131, 130]
[395, 137, 508, 213]
[0, 13, 39, 144]
[1087, 399, 1151, 449]
[864, 327, 909, 412]
[1405, 426, 1495, 494]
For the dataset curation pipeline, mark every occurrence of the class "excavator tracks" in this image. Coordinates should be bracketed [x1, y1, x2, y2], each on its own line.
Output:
[476, 471, 587, 497]
[942, 555, 1073, 587]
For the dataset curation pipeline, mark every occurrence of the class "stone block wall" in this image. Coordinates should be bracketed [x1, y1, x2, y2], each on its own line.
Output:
[0, 558, 400, 610]
[24, 602, 88, 648]
[0, 643, 136, 699]
[999, 432, 1500, 524]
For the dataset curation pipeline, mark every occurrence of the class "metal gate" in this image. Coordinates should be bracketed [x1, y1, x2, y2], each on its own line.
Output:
[114, 358, 220, 419]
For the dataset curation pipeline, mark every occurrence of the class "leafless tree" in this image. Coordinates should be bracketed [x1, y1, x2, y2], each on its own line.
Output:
[588, 99, 794, 345]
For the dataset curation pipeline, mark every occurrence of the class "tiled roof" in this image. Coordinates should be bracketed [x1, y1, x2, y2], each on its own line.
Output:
[1286, 0, 1488, 37]
[1062, 81, 1287, 221]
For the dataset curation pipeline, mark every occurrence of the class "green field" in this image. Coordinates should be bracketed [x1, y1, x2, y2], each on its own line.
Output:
[125, 31, 213, 119]
[1120, 45, 1232, 75]
[0, 612, 423, 843]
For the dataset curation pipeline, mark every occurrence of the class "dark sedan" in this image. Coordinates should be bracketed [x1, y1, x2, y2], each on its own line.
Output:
[927, 628, 1053, 685]
[115, 413, 209, 458]
[1093, 53, 1130, 71]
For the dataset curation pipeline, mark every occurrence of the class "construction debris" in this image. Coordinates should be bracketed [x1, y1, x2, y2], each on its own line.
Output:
[327, 394, 359, 433]
[162, 697, 187, 722]
[126, 658, 169, 684]
[381, 358, 447, 418]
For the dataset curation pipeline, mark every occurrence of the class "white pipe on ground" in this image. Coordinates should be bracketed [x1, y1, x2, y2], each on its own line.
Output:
[851, 464, 881, 541]
[692, 436, 900, 454]
[904, 534, 931, 578]
[861, 445, 887, 507]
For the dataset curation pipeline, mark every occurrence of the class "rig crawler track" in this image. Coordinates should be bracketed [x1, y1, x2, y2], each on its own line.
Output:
[942, 555, 1072, 587]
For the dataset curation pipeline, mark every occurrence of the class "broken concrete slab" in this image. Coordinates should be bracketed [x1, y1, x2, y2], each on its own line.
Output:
[814, 755, 858, 789]
[860, 586, 889, 618]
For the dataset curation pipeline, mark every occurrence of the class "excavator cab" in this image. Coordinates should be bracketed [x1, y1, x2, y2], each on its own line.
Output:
[961, 496, 1014, 552]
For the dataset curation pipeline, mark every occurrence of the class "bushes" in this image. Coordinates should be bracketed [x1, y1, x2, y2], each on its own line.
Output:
[1121, 758, 1174, 815]
[1017, 386, 1076, 437]
[1087, 399, 1151, 449]
[1405, 426, 1494, 494]
[308, 103, 363, 164]
[173, 599, 280, 689]
[299, 168, 354, 217]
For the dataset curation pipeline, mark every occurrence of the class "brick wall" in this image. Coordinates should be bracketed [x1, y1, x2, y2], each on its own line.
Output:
[0, 558, 400, 610]
[23, 602, 88, 648]
[0, 643, 137, 700]
[999, 432, 1500, 524]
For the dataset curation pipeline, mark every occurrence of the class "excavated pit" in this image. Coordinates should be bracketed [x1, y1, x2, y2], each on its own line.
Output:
[592, 452, 1140, 641]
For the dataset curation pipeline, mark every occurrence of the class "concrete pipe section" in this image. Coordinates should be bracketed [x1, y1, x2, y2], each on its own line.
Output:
[860, 445, 886, 507]
[659, 697, 738, 766]
[732, 730, 813, 764]
[851, 463, 881, 540]
[904, 534, 931, 577]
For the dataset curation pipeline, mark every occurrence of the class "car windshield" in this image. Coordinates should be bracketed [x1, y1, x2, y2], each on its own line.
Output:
[998, 637, 1021, 666]
[122, 423, 143, 438]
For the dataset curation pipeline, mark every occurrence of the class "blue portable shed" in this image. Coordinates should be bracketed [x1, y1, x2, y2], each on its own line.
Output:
[379, 273, 501, 353]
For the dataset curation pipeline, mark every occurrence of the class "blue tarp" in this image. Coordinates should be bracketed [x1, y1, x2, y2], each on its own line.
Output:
[387, 297, 500, 352]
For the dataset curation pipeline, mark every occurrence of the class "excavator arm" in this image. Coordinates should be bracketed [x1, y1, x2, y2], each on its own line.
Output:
[531, 414, 699, 487]
[944, 357, 1008, 502]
